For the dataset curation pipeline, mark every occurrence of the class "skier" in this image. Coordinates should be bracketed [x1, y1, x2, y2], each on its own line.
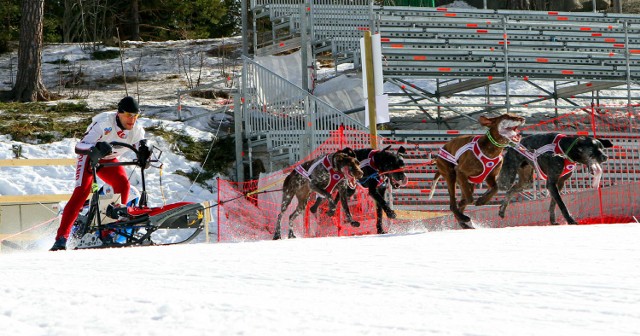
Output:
[50, 96, 148, 251]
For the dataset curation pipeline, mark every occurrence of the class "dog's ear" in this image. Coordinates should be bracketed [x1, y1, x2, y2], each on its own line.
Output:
[341, 147, 356, 158]
[598, 139, 614, 148]
[479, 115, 493, 127]
[382, 145, 392, 151]
[397, 146, 407, 154]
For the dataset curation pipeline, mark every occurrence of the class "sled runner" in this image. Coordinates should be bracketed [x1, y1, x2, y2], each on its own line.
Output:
[70, 141, 205, 249]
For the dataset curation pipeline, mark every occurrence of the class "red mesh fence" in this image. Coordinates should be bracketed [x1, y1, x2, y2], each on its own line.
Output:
[215, 105, 640, 241]
[218, 127, 383, 241]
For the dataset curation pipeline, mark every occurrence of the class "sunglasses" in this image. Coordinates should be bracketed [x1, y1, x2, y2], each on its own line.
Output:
[120, 112, 140, 119]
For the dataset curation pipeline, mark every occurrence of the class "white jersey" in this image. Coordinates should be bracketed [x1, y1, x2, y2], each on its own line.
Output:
[76, 112, 145, 160]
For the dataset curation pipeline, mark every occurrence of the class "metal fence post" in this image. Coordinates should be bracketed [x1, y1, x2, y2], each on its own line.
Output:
[302, 95, 313, 160]
[234, 93, 245, 182]
[300, 3, 310, 92]
[503, 17, 511, 114]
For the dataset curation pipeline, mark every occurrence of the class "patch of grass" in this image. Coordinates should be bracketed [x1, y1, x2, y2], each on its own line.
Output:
[0, 101, 92, 143]
[206, 43, 241, 58]
[46, 59, 70, 65]
[94, 74, 143, 86]
[91, 49, 121, 60]
[189, 89, 230, 99]
[148, 125, 236, 183]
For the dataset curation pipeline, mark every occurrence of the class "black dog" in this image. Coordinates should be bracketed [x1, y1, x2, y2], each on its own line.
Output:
[273, 151, 363, 240]
[497, 133, 613, 225]
[310, 145, 408, 234]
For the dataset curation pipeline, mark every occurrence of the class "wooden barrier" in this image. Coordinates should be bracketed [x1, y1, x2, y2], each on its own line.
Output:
[0, 158, 76, 167]
[0, 194, 74, 203]
[0, 158, 76, 203]
[0, 158, 75, 236]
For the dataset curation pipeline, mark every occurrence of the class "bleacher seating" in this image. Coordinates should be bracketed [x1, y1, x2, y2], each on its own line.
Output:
[378, 7, 640, 83]
[252, 3, 640, 107]
[247, 2, 640, 178]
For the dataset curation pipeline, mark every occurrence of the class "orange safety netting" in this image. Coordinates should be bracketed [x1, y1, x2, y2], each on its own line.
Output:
[213, 105, 640, 242]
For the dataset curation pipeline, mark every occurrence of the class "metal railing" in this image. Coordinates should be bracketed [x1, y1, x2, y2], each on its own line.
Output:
[241, 56, 369, 167]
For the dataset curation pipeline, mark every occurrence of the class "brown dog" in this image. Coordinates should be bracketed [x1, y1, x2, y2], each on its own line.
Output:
[429, 114, 525, 228]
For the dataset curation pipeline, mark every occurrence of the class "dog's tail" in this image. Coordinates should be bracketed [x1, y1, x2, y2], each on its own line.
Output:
[428, 171, 441, 200]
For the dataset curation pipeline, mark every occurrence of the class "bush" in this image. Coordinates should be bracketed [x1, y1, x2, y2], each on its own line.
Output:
[92, 49, 121, 60]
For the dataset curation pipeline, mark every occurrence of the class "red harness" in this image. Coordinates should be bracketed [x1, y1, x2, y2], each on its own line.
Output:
[359, 150, 385, 187]
[535, 134, 577, 180]
[438, 135, 503, 184]
[511, 134, 577, 180]
[295, 155, 346, 194]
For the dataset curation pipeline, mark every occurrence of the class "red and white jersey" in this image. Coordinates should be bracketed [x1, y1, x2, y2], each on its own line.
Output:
[76, 112, 145, 160]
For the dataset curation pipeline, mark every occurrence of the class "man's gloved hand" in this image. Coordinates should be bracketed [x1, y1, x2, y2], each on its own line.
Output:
[88, 142, 112, 166]
[137, 140, 151, 169]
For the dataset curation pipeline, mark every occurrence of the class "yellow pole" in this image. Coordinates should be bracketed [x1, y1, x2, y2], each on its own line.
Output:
[364, 31, 378, 149]
[203, 201, 211, 243]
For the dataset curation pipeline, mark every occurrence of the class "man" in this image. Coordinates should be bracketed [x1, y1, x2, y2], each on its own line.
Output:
[50, 96, 146, 251]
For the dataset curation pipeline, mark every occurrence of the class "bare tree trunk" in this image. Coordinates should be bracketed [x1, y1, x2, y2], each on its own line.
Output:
[507, 0, 531, 9]
[131, 0, 140, 41]
[532, 0, 546, 10]
[550, 0, 583, 11]
[613, 0, 622, 12]
[12, 0, 51, 102]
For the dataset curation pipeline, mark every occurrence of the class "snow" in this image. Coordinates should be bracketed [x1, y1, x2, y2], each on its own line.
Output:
[1, 25, 640, 336]
[444, 0, 479, 9]
[1, 223, 639, 335]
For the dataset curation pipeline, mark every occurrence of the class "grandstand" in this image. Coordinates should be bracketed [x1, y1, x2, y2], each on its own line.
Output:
[243, 1, 639, 166]
[250, 1, 639, 121]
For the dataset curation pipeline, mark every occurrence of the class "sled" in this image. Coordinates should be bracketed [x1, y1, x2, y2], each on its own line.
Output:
[70, 140, 205, 249]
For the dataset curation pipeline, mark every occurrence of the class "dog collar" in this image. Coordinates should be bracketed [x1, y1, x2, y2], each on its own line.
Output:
[486, 131, 508, 148]
[562, 137, 580, 163]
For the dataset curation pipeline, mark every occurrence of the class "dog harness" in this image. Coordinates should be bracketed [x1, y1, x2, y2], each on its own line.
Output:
[438, 135, 503, 184]
[294, 155, 346, 194]
[358, 150, 385, 187]
[511, 134, 576, 180]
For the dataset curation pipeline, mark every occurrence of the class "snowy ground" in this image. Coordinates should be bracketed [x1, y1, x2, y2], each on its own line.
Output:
[1, 223, 639, 336]
[1, 12, 640, 335]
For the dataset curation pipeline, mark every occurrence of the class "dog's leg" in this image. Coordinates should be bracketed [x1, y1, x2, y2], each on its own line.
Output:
[273, 213, 284, 240]
[274, 192, 295, 240]
[548, 174, 576, 225]
[437, 160, 470, 225]
[446, 179, 469, 224]
[475, 171, 500, 206]
[309, 194, 328, 214]
[338, 190, 360, 227]
[498, 165, 534, 218]
[310, 184, 337, 216]
[287, 196, 310, 239]
[369, 185, 396, 219]
[497, 150, 520, 191]
[456, 179, 475, 229]
[375, 202, 385, 234]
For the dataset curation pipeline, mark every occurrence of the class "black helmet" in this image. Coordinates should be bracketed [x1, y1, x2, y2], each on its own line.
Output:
[117, 96, 139, 113]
